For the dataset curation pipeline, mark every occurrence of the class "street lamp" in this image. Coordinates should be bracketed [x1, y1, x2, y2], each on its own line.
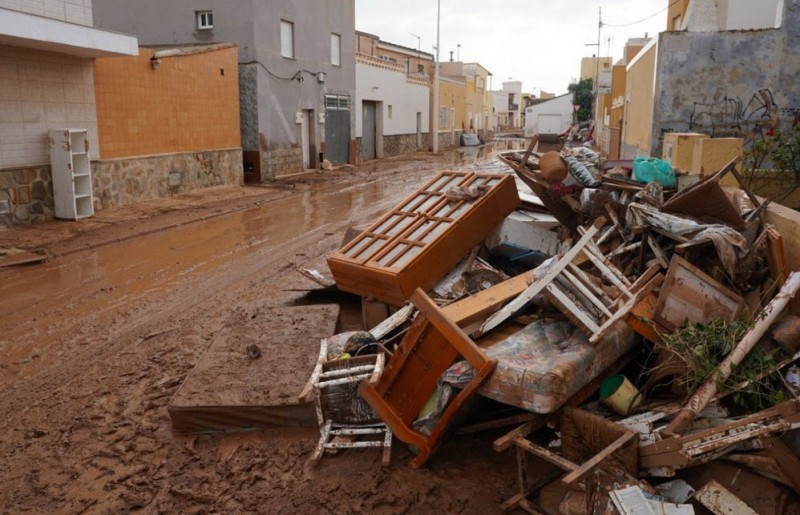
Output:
[432, 0, 441, 153]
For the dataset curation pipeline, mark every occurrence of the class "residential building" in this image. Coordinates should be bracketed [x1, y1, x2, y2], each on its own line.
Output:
[594, 38, 649, 158]
[436, 75, 467, 147]
[580, 55, 612, 92]
[648, 0, 792, 156]
[354, 31, 431, 161]
[620, 39, 657, 158]
[491, 80, 524, 131]
[0, 1, 137, 224]
[524, 93, 574, 139]
[440, 61, 493, 139]
[93, 0, 356, 182]
[92, 44, 243, 209]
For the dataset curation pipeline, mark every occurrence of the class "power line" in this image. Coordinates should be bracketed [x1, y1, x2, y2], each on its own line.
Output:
[603, 0, 682, 28]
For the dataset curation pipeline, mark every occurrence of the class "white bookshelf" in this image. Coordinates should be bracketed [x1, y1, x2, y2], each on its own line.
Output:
[49, 129, 94, 220]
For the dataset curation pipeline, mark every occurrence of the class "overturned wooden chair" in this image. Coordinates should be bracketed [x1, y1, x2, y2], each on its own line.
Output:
[478, 217, 663, 344]
[306, 338, 392, 466]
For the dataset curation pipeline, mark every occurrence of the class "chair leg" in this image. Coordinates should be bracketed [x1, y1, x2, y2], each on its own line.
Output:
[309, 419, 333, 466]
[382, 427, 392, 466]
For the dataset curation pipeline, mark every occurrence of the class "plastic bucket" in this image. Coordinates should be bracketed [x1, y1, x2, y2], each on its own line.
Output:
[599, 375, 641, 415]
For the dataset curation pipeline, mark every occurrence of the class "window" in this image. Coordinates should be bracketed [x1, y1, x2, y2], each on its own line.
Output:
[331, 33, 341, 66]
[439, 107, 447, 129]
[196, 10, 213, 30]
[281, 20, 294, 58]
[388, 105, 393, 119]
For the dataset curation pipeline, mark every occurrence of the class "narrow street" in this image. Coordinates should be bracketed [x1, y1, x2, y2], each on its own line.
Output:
[0, 147, 521, 513]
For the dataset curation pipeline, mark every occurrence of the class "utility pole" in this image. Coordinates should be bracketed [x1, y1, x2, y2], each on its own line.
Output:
[432, 0, 441, 153]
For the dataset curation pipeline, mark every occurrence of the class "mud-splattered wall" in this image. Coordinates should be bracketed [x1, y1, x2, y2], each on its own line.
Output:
[650, 0, 800, 156]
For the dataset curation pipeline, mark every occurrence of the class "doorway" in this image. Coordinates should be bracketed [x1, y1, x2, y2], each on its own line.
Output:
[362, 101, 377, 160]
[416, 112, 422, 149]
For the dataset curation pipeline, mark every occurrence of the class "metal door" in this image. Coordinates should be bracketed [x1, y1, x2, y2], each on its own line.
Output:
[324, 95, 351, 164]
[362, 101, 377, 160]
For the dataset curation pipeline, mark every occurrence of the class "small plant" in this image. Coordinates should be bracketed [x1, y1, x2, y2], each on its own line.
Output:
[655, 319, 782, 412]
[743, 123, 800, 206]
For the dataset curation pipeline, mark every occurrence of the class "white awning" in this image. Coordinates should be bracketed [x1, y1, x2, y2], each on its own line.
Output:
[0, 8, 138, 58]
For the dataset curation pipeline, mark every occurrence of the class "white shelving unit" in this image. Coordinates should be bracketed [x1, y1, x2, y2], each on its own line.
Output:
[49, 129, 94, 220]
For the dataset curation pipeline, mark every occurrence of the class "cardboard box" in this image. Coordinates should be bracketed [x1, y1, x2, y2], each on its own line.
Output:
[691, 137, 744, 183]
[662, 132, 709, 173]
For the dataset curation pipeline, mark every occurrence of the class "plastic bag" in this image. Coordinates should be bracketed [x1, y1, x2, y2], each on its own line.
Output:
[633, 157, 676, 188]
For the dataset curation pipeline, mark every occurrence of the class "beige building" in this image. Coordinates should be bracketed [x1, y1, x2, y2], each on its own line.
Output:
[440, 61, 492, 138]
[580, 55, 613, 91]
[620, 39, 657, 158]
[594, 38, 649, 158]
[436, 75, 467, 148]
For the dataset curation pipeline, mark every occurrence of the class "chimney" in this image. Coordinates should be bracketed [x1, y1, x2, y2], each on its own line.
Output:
[449, 50, 454, 62]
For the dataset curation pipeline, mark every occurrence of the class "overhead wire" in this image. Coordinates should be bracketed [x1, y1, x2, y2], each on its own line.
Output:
[602, 0, 682, 28]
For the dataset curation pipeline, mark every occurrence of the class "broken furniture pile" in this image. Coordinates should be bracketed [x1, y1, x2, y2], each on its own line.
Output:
[304, 140, 800, 513]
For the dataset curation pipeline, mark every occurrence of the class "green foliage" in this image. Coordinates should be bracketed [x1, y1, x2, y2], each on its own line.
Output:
[743, 123, 800, 205]
[568, 78, 594, 123]
[657, 319, 782, 412]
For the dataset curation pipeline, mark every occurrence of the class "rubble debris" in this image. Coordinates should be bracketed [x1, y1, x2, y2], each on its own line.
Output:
[694, 479, 759, 515]
[640, 399, 800, 472]
[652, 255, 745, 332]
[666, 272, 800, 434]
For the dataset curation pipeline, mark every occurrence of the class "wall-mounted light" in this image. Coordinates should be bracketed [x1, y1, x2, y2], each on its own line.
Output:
[150, 55, 161, 70]
[317, 72, 325, 84]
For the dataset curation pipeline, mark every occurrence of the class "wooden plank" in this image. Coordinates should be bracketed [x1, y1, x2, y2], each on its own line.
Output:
[695, 480, 758, 515]
[652, 255, 744, 331]
[513, 437, 578, 472]
[0, 248, 46, 267]
[766, 226, 787, 287]
[561, 431, 636, 488]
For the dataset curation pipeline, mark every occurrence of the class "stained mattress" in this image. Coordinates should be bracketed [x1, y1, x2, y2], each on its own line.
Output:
[444, 318, 635, 413]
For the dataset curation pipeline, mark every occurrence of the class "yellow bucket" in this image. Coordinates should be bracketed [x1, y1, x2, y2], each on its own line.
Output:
[599, 375, 642, 415]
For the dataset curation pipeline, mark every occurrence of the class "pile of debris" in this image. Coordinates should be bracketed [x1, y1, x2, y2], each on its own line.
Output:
[300, 135, 800, 514]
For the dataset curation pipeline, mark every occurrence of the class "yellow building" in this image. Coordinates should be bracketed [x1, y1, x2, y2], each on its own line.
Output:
[594, 38, 649, 158]
[436, 75, 467, 147]
[463, 63, 492, 137]
[667, 0, 691, 30]
[580, 55, 613, 85]
[620, 39, 657, 158]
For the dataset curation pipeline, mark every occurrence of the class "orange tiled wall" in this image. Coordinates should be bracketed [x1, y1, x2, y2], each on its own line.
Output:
[93, 47, 240, 159]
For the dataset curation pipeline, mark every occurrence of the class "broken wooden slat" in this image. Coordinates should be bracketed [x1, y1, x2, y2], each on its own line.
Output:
[695, 479, 758, 515]
[513, 437, 578, 472]
[561, 431, 636, 488]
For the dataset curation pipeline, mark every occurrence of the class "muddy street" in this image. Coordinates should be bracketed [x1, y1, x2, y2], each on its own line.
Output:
[0, 147, 523, 514]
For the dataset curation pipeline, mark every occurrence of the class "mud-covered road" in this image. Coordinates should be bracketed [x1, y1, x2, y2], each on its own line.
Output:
[0, 147, 524, 514]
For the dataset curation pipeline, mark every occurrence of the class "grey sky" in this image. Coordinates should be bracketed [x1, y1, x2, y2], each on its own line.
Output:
[355, 0, 668, 96]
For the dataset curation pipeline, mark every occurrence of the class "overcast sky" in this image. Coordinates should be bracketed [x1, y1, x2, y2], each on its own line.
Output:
[355, 0, 668, 96]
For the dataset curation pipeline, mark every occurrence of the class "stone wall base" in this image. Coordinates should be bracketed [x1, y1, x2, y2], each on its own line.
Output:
[0, 148, 243, 226]
[260, 147, 305, 181]
[0, 165, 54, 225]
[355, 132, 430, 163]
[93, 149, 243, 210]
